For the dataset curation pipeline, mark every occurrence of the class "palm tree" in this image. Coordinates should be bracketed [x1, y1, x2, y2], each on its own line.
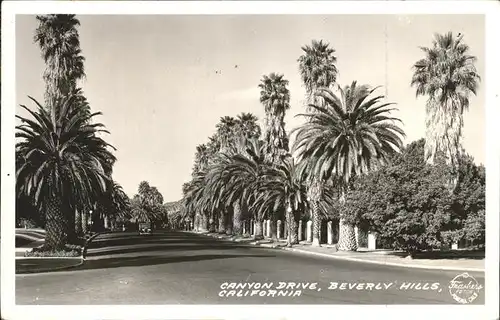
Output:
[101, 181, 130, 230]
[297, 39, 338, 106]
[183, 171, 210, 232]
[411, 32, 480, 190]
[216, 116, 239, 154]
[192, 144, 210, 176]
[236, 113, 261, 141]
[258, 72, 291, 240]
[131, 181, 164, 229]
[293, 82, 405, 251]
[258, 73, 291, 165]
[34, 14, 86, 110]
[297, 39, 339, 246]
[35, 14, 93, 237]
[205, 138, 268, 239]
[181, 181, 195, 228]
[255, 156, 308, 246]
[213, 116, 239, 233]
[191, 144, 214, 231]
[231, 113, 262, 234]
[94, 152, 116, 232]
[16, 94, 115, 250]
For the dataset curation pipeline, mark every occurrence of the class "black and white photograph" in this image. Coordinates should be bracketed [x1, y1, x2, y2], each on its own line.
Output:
[1, 1, 499, 319]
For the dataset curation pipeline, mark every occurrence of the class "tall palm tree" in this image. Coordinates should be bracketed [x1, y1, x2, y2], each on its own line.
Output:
[293, 82, 405, 251]
[35, 14, 92, 236]
[191, 143, 214, 230]
[131, 182, 164, 228]
[181, 181, 196, 228]
[34, 14, 86, 111]
[231, 113, 262, 234]
[297, 39, 339, 246]
[216, 116, 238, 154]
[214, 116, 239, 233]
[16, 94, 115, 250]
[258, 72, 291, 240]
[192, 144, 210, 176]
[236, 113, 261, 141]
[259, 73, 291, 165]
[206, 135, 221, 166]
[298, 39, 338, 106]
[205, 135, 225, 232]
[411, 32, 480, 190]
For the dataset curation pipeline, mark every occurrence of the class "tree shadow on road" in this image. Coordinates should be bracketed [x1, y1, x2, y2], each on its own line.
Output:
[89, 233, 226, 249]
[64, 253, 275, 272]
[86, 243, 258, 257]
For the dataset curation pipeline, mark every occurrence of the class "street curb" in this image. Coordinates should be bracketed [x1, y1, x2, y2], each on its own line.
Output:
[194, 231, 484, 272]
[82, 232, 106, 260]
[16, 258, 84, 275]
[277, 247, 485, 272]
[15, 233, 101, 274]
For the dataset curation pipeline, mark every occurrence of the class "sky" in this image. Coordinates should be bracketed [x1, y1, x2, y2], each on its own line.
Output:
[15, 14, 485, 202]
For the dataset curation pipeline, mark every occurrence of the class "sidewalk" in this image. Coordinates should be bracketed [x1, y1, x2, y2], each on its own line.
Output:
[193, 231, 485, 272]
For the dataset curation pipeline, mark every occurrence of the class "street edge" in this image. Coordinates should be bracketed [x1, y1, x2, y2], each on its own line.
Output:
[82, 232, 105, 260]
[15, 258, 84, 275]
[15, 232, 103, 275]
[191, 231, 485, 273]
[276, 246, 485, 273]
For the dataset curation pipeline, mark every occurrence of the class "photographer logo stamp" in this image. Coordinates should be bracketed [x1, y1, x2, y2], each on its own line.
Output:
[449, 273, 483, 304]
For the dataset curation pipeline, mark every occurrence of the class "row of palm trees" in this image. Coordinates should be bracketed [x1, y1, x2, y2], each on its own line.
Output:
[182, 33, 479, 250]
[14, 14, 479, 252]
[16, 15, 130, 250]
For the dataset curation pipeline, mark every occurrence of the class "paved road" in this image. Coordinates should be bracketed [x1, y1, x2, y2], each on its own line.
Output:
[16, 231, 485, 304]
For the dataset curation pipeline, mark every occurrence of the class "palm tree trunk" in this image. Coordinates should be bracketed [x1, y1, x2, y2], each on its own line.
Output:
[288, 212, 299, 245]
[209, 212, 216, 232]
[311, 203, 321, 247]
[338, 218, 357, 251]
[337, 189, 358, 251]
[82, 210, 88, 234]
[308, 178, 323, 247]
[225, 207, 234, 235]
[194, 214, 200, 231]
[104, 215, 109, 229]
[66, 203, 77, 245]
[75, 209, 82, 236]
[286, 210, 292, 246]
[254, 218, 264, 240]
[200, 213, 208, 232]
[270, 216, 278, 242]
[44, 195, 68, 251]
[233, 202, 243, 235]
[218, 211, 226, 233]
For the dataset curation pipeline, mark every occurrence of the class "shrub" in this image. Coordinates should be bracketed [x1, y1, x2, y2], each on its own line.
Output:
[26, 244, 83, 257]
[340, 139, 485, 253]
[463, 209, 485, 245]
[25, 249, 81, 257]
[16, 218, 38, 229]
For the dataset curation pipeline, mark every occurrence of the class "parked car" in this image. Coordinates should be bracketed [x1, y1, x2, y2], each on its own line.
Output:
[138, 222, 152, 235]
